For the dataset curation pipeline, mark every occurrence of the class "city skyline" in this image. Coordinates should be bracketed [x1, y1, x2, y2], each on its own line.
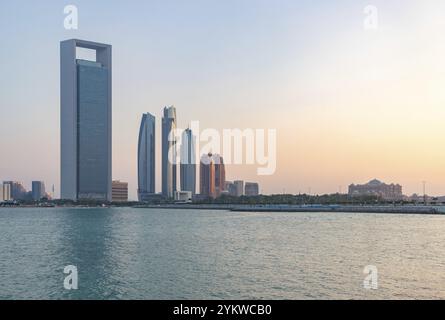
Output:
[3, 1, 445, 200]
[3, 1, 445, 304]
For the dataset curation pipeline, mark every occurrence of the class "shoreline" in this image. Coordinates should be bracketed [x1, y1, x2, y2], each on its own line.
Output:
[1, 204, 443, 215]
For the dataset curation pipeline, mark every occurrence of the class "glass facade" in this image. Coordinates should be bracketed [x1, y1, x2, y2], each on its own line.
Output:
[180, 128, 196, 195]
[32, 181, 46, 201]
[162, 106, 177, 198]
[76, 60, 110, 200]
[138, 113, 156, 201]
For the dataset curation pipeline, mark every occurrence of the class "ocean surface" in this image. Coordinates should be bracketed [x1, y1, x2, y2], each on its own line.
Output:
[1, 207, 445, 300]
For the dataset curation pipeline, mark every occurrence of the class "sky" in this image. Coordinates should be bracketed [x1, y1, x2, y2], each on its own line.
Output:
[1, 0, 445, 199]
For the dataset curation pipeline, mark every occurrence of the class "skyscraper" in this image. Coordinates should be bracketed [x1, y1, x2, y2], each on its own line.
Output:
[200, 153, 216, 199]
[60, 39, 112, 201]
[32, 181, 46, 201]
[180, 128, 196, 196]
[162, 106, 177, 198]
[138, 113, 156, 201]
[213, 154, 225, 197]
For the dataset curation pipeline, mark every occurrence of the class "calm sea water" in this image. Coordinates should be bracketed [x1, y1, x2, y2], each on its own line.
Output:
[0, 207, 445, 300]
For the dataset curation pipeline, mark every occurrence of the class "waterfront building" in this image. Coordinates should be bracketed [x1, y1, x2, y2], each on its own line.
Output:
[180, 128, 196, 196]
[213, 154, 226, 197]
[245, 182, 259, 196]
[138, 113, 156, 201]
[60, 39, 112, 201]
[200, 153, 216, 199]
[1, 183, 11, 202]
[234, 180, 244, 197]
[162, 106, 177, 198]
[174, 191, 192, 203]
[112, 181, 128, 202]
[3, 181, 27, 200]
[225, 181, 238, 197]
[32, 181, 46, 201]
[348, 179, 403, 200]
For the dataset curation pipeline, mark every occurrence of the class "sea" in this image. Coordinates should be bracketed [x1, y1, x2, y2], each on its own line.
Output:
[0, 207, 444, 299]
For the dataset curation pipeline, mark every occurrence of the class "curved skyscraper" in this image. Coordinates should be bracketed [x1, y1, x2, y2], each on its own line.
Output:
[180, 128, 196, 196]
[162, 106, 177, 198]
[60, 39, 112, 201]
[138, 113, 156, 201]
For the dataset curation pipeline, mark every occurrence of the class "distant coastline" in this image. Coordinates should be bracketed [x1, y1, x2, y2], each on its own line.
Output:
[2, 202, 443, 215]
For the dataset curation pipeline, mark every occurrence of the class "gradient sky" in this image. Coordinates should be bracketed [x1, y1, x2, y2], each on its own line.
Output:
[1, 0, 445, 199]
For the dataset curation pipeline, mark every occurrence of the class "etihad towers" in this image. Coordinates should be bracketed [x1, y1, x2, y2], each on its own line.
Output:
[60, 39, 112, 201]
[162, 106, 177, 198]
[138, 113, 156, 201]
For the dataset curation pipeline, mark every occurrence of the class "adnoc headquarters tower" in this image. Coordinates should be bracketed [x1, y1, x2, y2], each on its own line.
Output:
[60, 39, 112, 201]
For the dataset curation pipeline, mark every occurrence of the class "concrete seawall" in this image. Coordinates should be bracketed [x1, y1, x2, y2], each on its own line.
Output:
[230, 205, 439, 214]
[134, 204, 441, 215]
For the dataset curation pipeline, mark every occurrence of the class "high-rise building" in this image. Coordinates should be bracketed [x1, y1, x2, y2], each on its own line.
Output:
[60, 39, 112, 201]
[180, 128, 196, 196]
[3, 181, 27, 200]
[234, 180, 244, 197]
[245, 182, 259, 196]
[213, 154, 225, 197]
[112, 180, 128, 202]
[162, 106, 177, 198]
[32, 181, 46, 201]
[138, 113, 156, 202]
[200, 153, 216, 199]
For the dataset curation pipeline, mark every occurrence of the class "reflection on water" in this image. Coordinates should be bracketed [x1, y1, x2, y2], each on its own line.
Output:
[0, 207, 445, 299]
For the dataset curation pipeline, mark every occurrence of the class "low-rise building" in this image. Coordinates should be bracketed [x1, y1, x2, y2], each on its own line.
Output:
[245, 182, 259, 196]
[348, 179, 403, 200]
[174, 191, 192, 203]
[234, 180, 244, 197]
[112, 180, 128, 202]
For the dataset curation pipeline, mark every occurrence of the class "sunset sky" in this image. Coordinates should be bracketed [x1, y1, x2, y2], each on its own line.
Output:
[1, 0, 445, 199]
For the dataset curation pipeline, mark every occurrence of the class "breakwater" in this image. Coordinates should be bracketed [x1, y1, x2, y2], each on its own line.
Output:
[134, 204, 441, 215]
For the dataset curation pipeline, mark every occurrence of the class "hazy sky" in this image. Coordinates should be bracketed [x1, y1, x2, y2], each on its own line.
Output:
[1, 0, 445, 199]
